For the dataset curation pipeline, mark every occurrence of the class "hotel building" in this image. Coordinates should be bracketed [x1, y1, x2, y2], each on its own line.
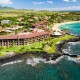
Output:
[0, 31, 50, 46]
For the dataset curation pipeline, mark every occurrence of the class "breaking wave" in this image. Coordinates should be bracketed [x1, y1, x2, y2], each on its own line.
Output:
[26, 56, 64, 67]
[67, 56, 80, 63]
[68, 42, 80, 46]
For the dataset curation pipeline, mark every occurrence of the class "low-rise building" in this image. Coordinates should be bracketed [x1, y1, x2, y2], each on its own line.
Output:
[1, 20, 11, 24]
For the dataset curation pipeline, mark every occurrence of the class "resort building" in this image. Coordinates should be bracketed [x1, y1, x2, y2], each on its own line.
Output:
[31, 20, 48, 29]
[0, 31, 50, 46]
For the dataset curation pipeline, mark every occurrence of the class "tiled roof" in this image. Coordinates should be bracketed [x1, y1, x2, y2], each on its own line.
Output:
[32, 20, 47, 27]
[0, 31, 49, 40]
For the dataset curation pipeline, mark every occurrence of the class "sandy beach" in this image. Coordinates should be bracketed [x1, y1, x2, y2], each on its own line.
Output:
[52, 21, 80, 32]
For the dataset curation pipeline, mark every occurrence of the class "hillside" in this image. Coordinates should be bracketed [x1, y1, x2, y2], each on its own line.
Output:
[0, 6, 14, 10]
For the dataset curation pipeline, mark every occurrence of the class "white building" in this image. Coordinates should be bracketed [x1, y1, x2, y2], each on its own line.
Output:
[1, 20, 11, 24]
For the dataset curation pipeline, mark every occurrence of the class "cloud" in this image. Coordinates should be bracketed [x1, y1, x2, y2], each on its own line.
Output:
[32, 2, 45, 5]
[34, 6, 80, 11]
[0, 0, 12, 4]
[63, 0, 77, 2]
[32, 1, 54, 5]
[46, 1, 53, 4]
[72, 0, 77, 2]
[63, 0, 70, 2]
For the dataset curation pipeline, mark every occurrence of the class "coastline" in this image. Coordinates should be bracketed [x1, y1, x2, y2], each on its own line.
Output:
[0, 51, 62, 64]
[52, 21, 80, 59]
[0, 37, 80, 64]
[0, 21, 80, 64]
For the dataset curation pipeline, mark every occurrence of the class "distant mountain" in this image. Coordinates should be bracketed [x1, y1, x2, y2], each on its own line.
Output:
[0, 6, 14, 10]
[60, 10, 80, 12]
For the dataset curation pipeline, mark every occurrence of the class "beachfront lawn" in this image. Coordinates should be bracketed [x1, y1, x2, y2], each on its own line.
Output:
[0, 40, 47, 55]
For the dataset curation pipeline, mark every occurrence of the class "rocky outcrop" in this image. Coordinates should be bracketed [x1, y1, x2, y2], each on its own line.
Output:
[56, 37, 80, 58]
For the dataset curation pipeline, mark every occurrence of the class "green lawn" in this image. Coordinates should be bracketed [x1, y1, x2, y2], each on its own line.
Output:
[0, 40, 47, 55]
[0, 35, 75, 56]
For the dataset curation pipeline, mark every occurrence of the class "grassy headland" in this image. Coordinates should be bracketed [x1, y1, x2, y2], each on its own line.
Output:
[0, 35, 75, 56]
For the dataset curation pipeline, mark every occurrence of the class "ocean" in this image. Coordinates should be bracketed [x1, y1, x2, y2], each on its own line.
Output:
[0, 53, 80, 80]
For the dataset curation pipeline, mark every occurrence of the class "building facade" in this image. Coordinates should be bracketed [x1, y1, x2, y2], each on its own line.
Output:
[0, 31, 50, 46]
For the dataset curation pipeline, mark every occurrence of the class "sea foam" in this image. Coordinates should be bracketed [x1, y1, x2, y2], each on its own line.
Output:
[1, 60, 23, 67]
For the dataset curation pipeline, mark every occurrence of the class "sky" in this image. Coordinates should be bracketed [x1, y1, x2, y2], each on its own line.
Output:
[0, 0, 80, 11]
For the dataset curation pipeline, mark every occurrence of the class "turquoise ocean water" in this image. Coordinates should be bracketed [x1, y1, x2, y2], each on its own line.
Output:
[0, 22, 80, 80]
[59, 22, 80, 36]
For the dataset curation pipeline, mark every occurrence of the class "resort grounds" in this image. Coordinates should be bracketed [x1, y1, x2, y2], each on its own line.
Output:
[0, 10, 79, 57]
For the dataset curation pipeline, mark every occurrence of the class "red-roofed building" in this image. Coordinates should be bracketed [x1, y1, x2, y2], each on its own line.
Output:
[31, 20, 47, 29]
[0, 31, 50, 46]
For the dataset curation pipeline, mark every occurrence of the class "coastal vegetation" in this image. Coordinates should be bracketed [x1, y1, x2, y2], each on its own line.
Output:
[0, 10, 80, 29]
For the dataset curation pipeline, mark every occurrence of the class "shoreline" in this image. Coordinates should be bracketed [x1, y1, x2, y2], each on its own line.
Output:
[52, 21, 80, 32]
